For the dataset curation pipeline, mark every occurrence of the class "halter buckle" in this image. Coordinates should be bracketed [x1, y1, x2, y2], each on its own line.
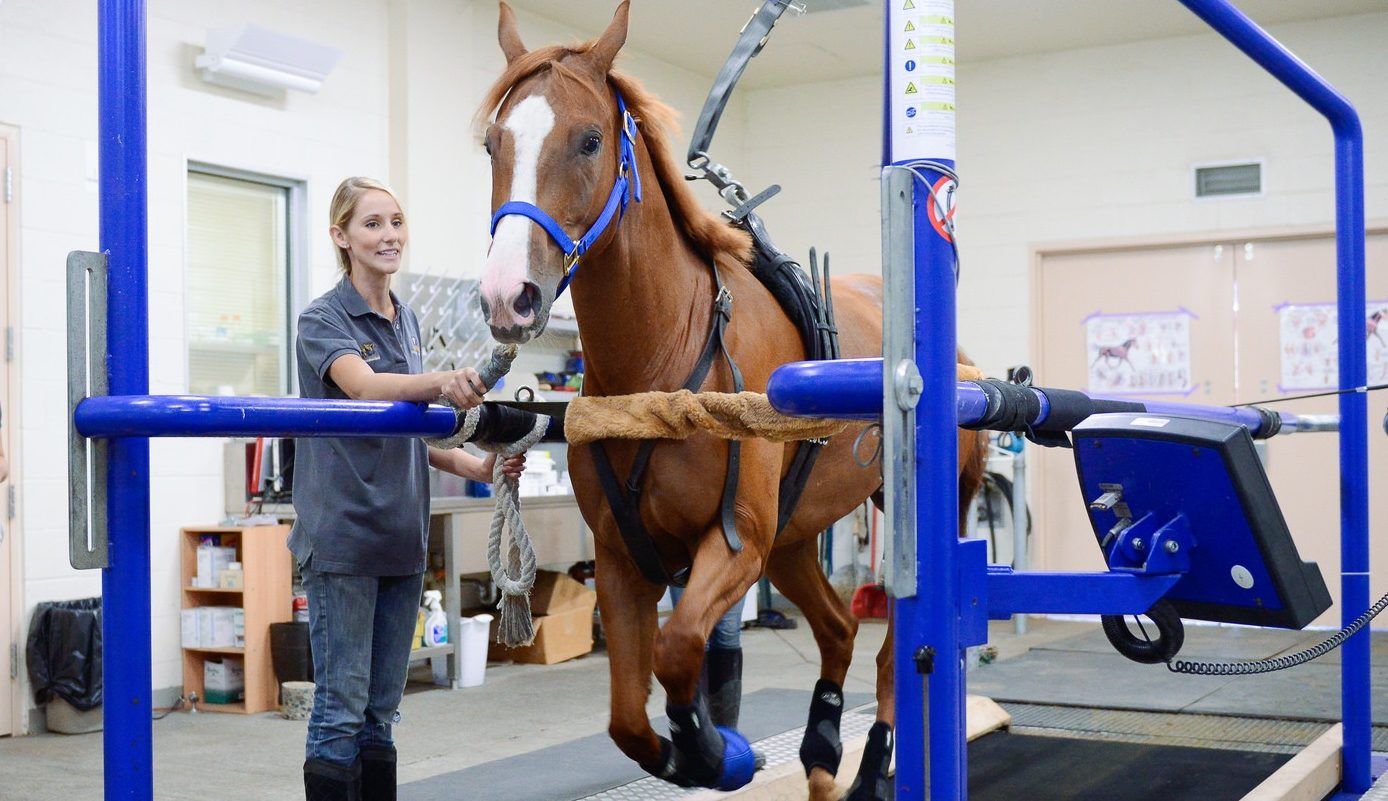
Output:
[564, 244, 582, 274]
[622, 109, 638, 143]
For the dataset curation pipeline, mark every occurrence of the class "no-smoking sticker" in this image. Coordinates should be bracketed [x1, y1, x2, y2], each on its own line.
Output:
[926, 175, 956, 242]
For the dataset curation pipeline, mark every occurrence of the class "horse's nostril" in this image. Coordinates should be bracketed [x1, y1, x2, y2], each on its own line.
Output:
[513, 282, 541, 318]
[479, 295, 492, 323]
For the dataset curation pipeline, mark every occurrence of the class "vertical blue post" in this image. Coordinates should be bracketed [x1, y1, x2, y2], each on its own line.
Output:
[884, 1, 961, 798]
[1173, 3, 1368, 791]
[99, 1, 152, 799]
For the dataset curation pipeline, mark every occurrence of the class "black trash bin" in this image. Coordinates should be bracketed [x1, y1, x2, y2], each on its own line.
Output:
[269, 621, 313, 685]
[26, 597, 102, 733]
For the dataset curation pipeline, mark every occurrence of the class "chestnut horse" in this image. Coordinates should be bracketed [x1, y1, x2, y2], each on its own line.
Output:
[476, 4, 985, 798]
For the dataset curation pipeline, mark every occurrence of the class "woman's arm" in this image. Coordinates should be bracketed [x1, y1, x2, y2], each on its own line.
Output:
[428, 447, 527, 482]
[328, 353, 486, 407]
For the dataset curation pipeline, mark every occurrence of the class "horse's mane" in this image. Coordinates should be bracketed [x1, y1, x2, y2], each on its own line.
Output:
[475, 44, 753, 270]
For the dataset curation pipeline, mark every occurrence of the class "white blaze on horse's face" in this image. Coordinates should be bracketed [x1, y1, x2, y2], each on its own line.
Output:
[480, 94, 556, 344]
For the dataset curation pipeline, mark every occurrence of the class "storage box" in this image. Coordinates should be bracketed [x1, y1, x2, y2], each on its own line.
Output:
[204, 658, 245, 704]
[485, 570, 596, 665]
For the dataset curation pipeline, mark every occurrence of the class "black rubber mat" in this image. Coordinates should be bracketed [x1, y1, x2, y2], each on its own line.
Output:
[966, 731, 1292, 801]
[400, 688, 873, 801]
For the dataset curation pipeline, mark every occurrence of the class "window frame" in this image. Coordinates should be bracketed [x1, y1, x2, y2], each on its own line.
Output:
[184, 161, 308, 396]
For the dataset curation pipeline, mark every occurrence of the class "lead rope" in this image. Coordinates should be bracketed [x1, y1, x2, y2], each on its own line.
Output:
[422, 343, 549, 646]
[479, 416, 549, 647]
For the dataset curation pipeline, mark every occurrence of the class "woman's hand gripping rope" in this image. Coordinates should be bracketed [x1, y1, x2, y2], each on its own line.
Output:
[422, 343, 550, 646]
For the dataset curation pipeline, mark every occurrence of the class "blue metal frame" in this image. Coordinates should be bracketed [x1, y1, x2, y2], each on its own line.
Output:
[1177, 1, 1369, 792]
[98, 2, 152, 797]
[75, 395, 459, 439]
[81, 0, 1370, 798]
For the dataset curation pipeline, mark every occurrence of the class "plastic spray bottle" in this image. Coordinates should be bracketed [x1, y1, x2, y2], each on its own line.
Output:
[422, 590, 448, 646]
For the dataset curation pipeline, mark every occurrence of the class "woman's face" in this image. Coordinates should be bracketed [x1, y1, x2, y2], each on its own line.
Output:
[334, 189, 406, 277]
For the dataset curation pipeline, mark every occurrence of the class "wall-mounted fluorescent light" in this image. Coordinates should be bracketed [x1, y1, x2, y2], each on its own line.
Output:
[195, 24, 341, 97]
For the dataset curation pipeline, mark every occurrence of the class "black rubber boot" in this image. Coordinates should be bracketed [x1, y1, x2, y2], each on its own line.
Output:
[704, 647, 743, 730]
[359, 746, 396, 801]
[304, 758, 361, 801]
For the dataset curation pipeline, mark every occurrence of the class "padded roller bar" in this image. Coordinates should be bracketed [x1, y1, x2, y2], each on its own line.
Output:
[73, 395, 561, 442]
[766, 358, 1334, 438]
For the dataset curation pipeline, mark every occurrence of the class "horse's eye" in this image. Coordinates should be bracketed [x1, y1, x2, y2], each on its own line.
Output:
[580, 134, 602, 156]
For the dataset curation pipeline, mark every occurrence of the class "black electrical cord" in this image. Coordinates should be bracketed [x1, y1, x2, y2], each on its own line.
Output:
[1159, 589, 1388, 676]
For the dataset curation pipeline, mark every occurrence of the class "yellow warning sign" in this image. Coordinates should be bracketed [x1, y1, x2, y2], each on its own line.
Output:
[903, 0, 915, 8]
[905, 21, 915, 32]
[905, 39, 916, 50]
[905, 82, 918, 94]
[906, 127, 914, 134]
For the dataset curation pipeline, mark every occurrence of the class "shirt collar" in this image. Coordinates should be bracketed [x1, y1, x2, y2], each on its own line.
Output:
[335, 276, 402, 321]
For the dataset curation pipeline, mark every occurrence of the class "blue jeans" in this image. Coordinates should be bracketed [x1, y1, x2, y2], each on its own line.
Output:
[301, 564, 425, 767]
[670, 586, 745, 650]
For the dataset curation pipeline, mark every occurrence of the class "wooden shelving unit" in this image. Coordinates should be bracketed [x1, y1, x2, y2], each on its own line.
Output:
[180, 525, 292, 714]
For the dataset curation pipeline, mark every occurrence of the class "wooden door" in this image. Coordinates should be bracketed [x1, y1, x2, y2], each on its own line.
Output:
[1232, 233, 1388, 628]
[1031, 243, 1237, 574]
[0, 132, 12, 736]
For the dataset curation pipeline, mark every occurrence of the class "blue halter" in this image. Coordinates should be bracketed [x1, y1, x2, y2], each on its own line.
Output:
[489, 91, 643, 298]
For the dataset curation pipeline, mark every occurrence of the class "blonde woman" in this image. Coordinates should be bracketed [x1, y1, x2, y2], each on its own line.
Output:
[291, 177, 524, 800]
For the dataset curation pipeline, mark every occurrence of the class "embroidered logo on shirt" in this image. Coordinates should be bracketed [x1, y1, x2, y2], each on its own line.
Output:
[360, 341, 381, 363]
[410, 336, 421, 355]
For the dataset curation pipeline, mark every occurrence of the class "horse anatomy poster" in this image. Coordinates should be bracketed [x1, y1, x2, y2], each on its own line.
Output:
[1085, 310, 1194, 395]
[1277, 301, 1388, 391]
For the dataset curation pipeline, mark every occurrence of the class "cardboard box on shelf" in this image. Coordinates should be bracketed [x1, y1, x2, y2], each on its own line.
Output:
[204, 657, 245, 704]
[481, 570, 596, 665]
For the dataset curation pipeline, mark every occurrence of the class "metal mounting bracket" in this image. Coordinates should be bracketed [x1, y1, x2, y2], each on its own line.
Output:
[67, 250, 108, 569]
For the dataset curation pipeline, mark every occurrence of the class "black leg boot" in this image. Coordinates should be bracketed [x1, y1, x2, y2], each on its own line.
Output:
[359, 746, 397, 801]
[704, 647, 743, 729]
[304, 758, 361, 801]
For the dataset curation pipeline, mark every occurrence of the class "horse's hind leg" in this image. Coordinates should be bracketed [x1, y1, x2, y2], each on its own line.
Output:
[765, 536, 859, 801]
[595, 540, 673, 779]
[841, 611, 895, 801]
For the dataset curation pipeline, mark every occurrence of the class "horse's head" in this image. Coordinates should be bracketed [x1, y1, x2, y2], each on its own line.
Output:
[476, 2, 632, 344]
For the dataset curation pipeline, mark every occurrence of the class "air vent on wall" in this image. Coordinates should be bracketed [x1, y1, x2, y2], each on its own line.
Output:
[1195, 162, 1262, 198]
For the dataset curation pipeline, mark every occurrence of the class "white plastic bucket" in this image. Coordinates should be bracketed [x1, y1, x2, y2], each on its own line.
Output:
[457, 613, 493, 688]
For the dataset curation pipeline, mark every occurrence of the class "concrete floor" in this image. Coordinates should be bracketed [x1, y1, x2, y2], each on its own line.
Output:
[0, 615, 1089, 800]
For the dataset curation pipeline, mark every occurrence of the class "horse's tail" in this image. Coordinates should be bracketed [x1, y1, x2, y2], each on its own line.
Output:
[955, 349, 989, 537]
[957, 429, 988, 538]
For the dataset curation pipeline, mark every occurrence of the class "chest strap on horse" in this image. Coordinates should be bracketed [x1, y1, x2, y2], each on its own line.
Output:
[590, 263, 745, 587]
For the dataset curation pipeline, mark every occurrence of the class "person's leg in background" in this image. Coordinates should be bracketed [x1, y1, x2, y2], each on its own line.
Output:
[357, 572, 426, 801]
[704, 592, 747, 729]
[302, 565, 379, 801]
[671, 586, 748, 729]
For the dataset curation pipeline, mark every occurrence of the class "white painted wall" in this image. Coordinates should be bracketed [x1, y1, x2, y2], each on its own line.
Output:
[0, 0, 737, 731]
[740, 12, 1388, 378]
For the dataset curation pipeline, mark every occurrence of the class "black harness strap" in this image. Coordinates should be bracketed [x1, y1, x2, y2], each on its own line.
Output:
[589, 264, 745, 587]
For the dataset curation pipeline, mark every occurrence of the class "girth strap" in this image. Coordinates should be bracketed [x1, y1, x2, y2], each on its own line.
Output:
[589, 264, 745, 587]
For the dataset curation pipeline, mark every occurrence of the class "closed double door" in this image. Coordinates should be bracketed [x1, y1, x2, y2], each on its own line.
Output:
[1031, 230, 1388, 629]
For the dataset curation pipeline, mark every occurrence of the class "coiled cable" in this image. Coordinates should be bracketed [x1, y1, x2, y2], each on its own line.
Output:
[1164, 589, 1388, 676]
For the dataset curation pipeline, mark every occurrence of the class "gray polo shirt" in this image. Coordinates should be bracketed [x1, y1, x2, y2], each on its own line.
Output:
[288, 277, 430, 576]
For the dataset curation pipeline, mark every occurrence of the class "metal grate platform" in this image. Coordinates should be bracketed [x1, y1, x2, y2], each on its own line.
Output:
[577, 704, 879, 800]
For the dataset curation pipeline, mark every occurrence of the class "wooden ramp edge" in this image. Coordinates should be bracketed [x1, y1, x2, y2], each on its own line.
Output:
[1240, 723, 1342, 801]
[686, 695, 1011, 801]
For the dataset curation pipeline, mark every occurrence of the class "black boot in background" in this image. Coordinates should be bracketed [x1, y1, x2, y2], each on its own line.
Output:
[704, 647, 744, 729]
[359, 745, 397, 801]
[304, 758, 361, 801]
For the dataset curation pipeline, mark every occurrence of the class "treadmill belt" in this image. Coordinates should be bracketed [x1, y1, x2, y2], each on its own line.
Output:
[966, 731, 1292, 801]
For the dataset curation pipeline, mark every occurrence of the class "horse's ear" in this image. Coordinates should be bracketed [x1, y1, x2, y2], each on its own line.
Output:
[498, 2, 528, 65]
[583, 1, 629, 76]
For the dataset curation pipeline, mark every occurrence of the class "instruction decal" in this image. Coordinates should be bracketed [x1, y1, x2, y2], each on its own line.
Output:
[889, 0, 954, 162]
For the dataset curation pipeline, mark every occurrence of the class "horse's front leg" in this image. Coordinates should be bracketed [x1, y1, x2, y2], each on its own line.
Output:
[652, 524, 763, 791]
[595, 539, 670, 778]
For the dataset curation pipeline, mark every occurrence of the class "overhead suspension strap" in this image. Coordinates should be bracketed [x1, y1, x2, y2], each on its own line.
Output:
[686, 0, 800, 204]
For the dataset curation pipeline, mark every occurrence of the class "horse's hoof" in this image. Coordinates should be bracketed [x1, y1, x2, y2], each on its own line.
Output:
[714, 726, 757, 791]
[754, 748, 767, 771]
